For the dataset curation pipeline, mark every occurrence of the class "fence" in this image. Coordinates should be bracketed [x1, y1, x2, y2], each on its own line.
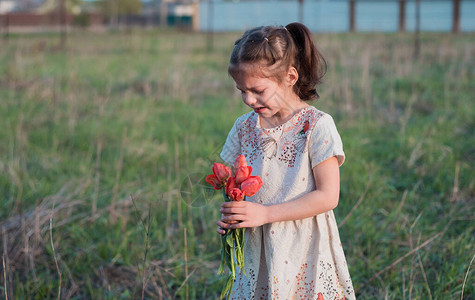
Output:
[198, 0, 475, 32]
[2, 0, 474, 33]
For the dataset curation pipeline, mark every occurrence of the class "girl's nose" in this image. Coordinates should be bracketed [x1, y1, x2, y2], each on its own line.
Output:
[242, 93, 257, 107]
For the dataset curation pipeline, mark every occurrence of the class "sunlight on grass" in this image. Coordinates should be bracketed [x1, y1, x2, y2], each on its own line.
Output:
[0, 30, 474, 299]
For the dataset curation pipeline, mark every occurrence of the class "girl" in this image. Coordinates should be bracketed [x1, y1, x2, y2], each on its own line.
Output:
[216, 23, 355, 299]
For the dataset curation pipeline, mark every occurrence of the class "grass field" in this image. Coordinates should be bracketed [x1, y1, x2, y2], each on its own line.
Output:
[0, 30, 474, 299]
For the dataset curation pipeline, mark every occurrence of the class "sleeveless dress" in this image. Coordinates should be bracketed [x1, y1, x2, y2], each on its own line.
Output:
[220, 106, 355, 300]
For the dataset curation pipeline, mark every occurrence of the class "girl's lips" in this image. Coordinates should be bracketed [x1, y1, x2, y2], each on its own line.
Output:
[253, 107, 266, 114]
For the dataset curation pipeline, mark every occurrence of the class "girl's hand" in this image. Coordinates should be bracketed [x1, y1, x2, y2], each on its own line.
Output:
[216, 201, 268, 233]
[216, 212, 237, 235]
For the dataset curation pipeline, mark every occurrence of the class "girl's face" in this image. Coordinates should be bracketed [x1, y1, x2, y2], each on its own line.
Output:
[231, 65, 304, 127]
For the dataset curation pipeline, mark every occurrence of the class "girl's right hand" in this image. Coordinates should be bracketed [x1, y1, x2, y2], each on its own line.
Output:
[216, 214, 238, 235]
[216, 214, 226, 235]
[216, 224, 226, 235]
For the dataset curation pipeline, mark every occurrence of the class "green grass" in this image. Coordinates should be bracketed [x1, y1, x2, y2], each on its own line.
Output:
[0, 30, 474, 299]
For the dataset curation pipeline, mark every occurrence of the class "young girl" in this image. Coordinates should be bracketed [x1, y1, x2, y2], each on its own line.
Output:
[216, 23, 355, 299]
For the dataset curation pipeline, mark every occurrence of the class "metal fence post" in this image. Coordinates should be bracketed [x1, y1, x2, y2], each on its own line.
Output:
[414, 0, 421, 59]
[452, 0, 460, 33]
[349, 0, 355, 32]
[399, 0, 406, 32]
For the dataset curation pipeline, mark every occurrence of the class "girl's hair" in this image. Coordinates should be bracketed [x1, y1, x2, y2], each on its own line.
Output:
[228, 22, 327, 101]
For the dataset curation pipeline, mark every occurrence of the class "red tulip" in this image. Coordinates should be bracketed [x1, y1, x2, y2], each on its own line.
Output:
[226, 176, 237, 197]
[233, 155, 247, 171]
[212, 163, 231, 182]
[240, 176, 262, 197]
[206, 174, 223, 190]
[235, 166, 252, 184]
[206, 163, 231, 190]
[229, 188, 245, 201]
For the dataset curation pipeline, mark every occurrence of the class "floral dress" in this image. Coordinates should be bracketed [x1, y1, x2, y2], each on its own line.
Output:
[220, 106, 355, 300]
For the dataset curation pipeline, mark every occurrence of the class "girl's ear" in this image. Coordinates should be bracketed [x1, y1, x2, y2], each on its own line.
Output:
[286, 67, 299, 86]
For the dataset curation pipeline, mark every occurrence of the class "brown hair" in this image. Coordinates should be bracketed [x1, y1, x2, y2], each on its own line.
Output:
[228, 22, 327, 101]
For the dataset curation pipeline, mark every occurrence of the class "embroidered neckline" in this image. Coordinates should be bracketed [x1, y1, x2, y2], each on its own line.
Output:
[255, 106, 311, 131]
[238, 106, 324, 166]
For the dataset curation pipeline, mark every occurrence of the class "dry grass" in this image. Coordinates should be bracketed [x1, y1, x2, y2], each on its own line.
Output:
[0, 30, 474, 298]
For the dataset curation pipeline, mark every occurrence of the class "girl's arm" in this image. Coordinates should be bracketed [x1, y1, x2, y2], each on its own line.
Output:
[216, 156, 340, 233]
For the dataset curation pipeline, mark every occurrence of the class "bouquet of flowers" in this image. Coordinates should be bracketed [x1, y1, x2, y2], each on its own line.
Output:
[206, 155, 262, 299]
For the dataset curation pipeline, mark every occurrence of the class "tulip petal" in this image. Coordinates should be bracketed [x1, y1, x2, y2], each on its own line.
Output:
[241, 176, 263, 197]
[235, 166, 252, 184]
[233, 155, 247, 172]
[206, 174, 223, 190]
[229, 188, 245, 201]
[226, 176, 237, 197]
[212, 163, 231, 184]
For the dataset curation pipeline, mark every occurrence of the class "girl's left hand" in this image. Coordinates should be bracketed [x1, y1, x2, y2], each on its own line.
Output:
[217, 201, 268, 230]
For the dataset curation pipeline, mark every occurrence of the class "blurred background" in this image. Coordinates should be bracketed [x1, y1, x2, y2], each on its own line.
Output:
[0, 0, 474, 299]
[1, 0, 475, 32]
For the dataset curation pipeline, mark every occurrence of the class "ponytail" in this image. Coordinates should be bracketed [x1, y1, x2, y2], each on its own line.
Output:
[285, 22, 327, 100]
[229, 22, 326, 101]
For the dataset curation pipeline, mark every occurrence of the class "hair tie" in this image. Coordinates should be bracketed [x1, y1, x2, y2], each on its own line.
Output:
[283, 26, 289, 32]
[264, 37, 269, 42]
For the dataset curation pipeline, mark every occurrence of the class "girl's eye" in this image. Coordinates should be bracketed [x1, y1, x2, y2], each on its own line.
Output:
[255, 90, 264, 95]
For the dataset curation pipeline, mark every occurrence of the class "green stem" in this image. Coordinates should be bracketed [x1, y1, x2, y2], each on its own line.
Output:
[218, 234, 226, 274]
[222, 188, 228, 201]
[230, 238, 235, 279]
[219, 182, 242, 298]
